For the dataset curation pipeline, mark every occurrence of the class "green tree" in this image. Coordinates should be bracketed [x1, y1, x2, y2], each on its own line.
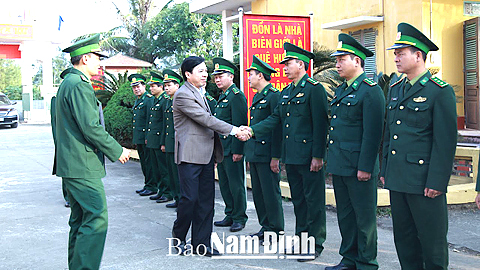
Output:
[103, 81, 136, 148]
[0, 59, 22, 96]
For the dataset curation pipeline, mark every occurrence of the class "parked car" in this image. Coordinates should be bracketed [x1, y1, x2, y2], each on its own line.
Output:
[0, 92, 19, 128]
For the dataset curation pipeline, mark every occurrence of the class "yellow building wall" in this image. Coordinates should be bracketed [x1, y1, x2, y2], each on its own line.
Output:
[251, 0, 467, 116]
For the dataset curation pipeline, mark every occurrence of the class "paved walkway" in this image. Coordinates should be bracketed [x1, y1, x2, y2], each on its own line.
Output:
[1, 124, 479, 269]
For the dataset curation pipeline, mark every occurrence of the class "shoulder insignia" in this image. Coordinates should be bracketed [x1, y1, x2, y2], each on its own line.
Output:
[363, 78, 377, 86]
[206, 95, 215, 101]
[232, 88, 240, 94]
[430, 77, 448, 88]
[390, 77, 405, 88]
[146, 93, 153, 97]
[80, 75, 89, 83]
[307, 77, 319, 85]
[270, 86, 279, 92]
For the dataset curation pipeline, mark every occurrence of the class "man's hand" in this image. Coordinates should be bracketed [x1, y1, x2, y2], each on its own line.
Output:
[161, 145, 165, 153]
[380, 177, 385, 185]
[424, 188, 443, 199]
[310, 158, 323, 172]
[235, 126, 252, 141]
[270, 159, 280, 173]
[118, 147, 130, 164]
[233, 154, 243, 162]
[357, 170, 371, 181]
[475, 193, 480, 210]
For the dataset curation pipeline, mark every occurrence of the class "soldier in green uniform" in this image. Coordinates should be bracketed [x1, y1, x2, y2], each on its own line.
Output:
[242, 42, 329, 261]
[130, 74, 156, 196]
[54, 34, 130, 270]
[326, 34, 385, 270]
[381, 23, 457, 270]
[160, 69, 184, 208]
[244, 55, 284, 240]
[212, 57, 249, 232]
[145, 71, 173, 203]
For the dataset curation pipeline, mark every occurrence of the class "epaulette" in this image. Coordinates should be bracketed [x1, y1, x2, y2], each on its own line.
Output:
[363, 78, 377, 86]
[206, 94, 215, 101]
[80, 75, 89, 83]
[146, 93, 153, 97]
[390, 77, 405, 88]
[430, 77, 449, 88]
[232, 88, 240, 94]
[307, 77, 319, 85]
[270, 86, 279, 92]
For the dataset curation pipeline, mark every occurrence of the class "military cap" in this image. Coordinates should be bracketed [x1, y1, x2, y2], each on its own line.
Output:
[246, 55, 277, 76]
[62, 34, 108, 58]
[387, 22, 438, 53]
[280, 42, 315, 64]
[148, 71, 164, 85]
[163, 69, 183, 84]
[212, 57, 238, 75]
[128, 74, 147, 86]
[331, 33, 373, 60]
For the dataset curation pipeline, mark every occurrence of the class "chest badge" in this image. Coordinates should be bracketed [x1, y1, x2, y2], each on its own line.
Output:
[223, 99, 228, 102]
[391, 97, 398, 101]
[296, 93, 304, 98]
[347, 94, 356, 98]
[259, 100, 267, 104]
[413, 96, 427, 103]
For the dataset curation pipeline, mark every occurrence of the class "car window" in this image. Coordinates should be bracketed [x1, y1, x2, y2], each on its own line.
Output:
[0, 96, 11, 105]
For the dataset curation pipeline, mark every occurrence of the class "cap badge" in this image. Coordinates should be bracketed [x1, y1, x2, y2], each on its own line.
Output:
[215, 63, 220, 69]
[132, 78, 137, 82]
[396, 32, 402, 41]
[165, 74, 169, 79]
[337, 41, 343, 49]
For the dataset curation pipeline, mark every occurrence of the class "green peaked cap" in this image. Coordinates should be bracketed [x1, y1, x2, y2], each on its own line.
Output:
[212, 57, 238, 75]
[128, 74, 146, 86]
[280, 42, 314, 64]
[62, 34, 108, 58]
[246, 55, 277, 76]
[331, 33, 373, 60]
[148, 71, 164, 84]
[387, 22, 438, 54]
[163, 69, 183, 84]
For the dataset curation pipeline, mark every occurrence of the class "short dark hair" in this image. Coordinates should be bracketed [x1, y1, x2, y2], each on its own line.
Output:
[348, 54, 365, 68]
[295, 59, 309, 71]
[252, 70, 271, 81]
[151, 82, 163, 87]
[409, 47, 427, 61]
[70, 55, 83, 65]
[181, 56, 205, 81]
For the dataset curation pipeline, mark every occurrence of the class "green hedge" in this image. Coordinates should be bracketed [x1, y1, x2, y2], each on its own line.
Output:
[103, 81, 136, 149]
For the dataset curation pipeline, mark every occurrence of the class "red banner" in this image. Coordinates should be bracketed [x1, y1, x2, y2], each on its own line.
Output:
[243, 14, 311, 108]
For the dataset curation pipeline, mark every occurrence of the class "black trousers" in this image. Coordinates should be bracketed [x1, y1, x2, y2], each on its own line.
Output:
[172, 155, 215, 248]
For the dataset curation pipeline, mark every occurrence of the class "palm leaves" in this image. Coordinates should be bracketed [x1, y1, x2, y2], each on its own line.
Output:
[92, 70, 130, 105]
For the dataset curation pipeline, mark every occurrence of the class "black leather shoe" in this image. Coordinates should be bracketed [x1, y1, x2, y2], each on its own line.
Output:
[136, 188, 145, 194]
[156, 196, 173, 203]
[214, 217, 233, 227]
[166, 201, 178, 208]
[194, 246, 221, 257]
[297, 250, 319, 262]
[250, 230, 264, 240]
[324, 263, 356, 270]
[230, 222, 245, 232]
[64, 201, 70, 208]
[149, 193, 163, 200]
[139, 189, 156, 196]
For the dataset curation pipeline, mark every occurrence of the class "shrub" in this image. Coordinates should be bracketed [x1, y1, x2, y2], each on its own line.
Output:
[103, 81, 136, 149]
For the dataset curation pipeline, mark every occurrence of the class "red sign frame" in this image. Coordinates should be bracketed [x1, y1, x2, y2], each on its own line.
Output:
[242, 14, 311, 109]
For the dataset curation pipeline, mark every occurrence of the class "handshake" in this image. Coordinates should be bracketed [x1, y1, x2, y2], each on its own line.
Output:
[235, 126, 253, 141]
